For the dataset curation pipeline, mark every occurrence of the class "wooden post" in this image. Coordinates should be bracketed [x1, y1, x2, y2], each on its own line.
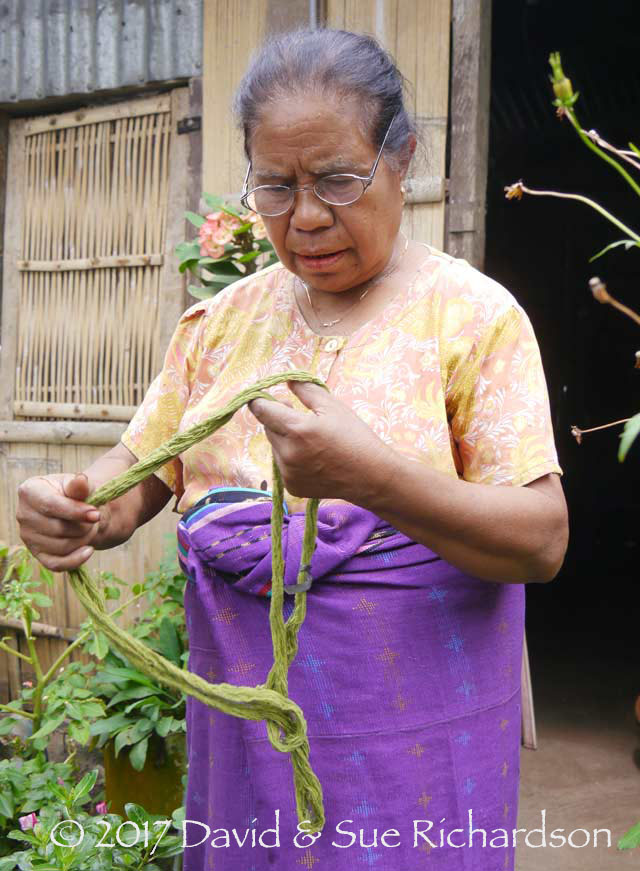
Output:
[0, 119, 25, 421]
[446, 0, 492, 270]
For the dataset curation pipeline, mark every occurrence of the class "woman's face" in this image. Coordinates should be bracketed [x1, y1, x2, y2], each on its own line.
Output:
[248, 94, 406, 293]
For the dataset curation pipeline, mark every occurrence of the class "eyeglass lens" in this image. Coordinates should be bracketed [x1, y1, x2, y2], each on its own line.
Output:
[246, 175, 366, 216]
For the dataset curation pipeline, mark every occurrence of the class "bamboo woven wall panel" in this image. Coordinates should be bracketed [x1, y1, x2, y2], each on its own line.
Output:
[14, 97, 173, 420]
[0, 90, 191, 704]
[326, 0, 451, 250]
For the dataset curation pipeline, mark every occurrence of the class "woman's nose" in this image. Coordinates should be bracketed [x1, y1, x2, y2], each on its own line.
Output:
[289, 189, 334, 231]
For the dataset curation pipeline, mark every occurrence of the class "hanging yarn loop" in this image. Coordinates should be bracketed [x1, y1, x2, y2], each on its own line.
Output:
[67, 371, 329, 833]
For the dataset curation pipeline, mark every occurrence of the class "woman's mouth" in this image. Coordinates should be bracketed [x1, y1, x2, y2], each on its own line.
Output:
[295, 250, 346, 270]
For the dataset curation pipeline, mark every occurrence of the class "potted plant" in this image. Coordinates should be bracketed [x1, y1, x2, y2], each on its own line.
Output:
[175, 192, 278, 299]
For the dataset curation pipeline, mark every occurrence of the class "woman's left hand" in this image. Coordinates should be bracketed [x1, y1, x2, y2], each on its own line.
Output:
[248, 381, 392, 501]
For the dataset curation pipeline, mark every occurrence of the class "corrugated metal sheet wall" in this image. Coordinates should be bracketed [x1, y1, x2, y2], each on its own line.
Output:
[0, 0, 202, 104]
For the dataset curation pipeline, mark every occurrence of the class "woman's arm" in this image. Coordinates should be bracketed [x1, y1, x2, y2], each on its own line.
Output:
[248, 381, 569, 586]
[356, 455, 568, 584]
[82, 441, 173, 549]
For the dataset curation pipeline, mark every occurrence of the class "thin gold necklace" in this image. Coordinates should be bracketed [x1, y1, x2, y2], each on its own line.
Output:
[297, 234, 409, 329]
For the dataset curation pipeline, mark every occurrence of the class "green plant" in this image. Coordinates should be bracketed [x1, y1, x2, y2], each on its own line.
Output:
[83, 539, 188, 771]
[0, 769, 184, 870]
[175, 192, 278, 299]
[0, 757, 77, 858]
[505, 52, 640, 463]
[505, 52, 640, 852]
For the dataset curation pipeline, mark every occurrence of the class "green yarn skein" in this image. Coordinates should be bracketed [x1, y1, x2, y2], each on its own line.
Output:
[68, 371, 329, 834]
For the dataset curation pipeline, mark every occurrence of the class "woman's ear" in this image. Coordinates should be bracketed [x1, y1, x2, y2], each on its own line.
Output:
[400, 133, 417, 180]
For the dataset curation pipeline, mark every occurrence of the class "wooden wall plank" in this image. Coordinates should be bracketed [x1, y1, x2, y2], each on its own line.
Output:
[202, 1, 269, 198]
[325, 0, 451, 249]
[24, 95, 172, 136]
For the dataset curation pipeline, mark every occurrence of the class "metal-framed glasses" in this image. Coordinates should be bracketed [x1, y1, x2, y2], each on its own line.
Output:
[240, 111, 398, 217]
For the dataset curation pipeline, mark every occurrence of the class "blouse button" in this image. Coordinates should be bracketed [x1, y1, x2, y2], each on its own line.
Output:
[324, 338, 339, 352]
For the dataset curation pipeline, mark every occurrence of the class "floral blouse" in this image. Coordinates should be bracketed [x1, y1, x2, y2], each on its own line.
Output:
[121, 244, 562, 515]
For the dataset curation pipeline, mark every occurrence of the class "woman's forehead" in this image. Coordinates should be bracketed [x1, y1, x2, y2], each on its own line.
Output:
[250, 96, 375, 174]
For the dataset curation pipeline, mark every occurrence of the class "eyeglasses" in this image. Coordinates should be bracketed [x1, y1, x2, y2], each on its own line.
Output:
[240, 111, 398, 217]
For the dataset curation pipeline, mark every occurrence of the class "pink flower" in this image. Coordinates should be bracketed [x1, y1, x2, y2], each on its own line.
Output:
[198, 211, 244, 258]
[56, 777, 65, 786]
[248, 213, 268, 240]
[95, 801, 108, 815]
[22, 680, 33, 688]
[19, 813, 38, 830]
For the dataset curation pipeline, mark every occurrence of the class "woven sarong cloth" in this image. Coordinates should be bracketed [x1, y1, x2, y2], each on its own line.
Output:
[177, 490, 524, 870]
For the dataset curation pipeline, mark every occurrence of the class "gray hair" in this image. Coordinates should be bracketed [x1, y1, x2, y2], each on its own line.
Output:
[232, 27, 417, 172]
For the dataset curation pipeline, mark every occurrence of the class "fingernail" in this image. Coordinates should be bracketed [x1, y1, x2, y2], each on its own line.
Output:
[86, 510, 100, 523]
[81, 547, 94, 559]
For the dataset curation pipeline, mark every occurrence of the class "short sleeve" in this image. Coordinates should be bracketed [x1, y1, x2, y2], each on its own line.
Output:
[120, 301, 208, 500]
[446, 304, 563, 486]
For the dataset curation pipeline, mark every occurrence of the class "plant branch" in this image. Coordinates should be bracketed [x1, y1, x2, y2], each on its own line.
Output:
[41, 586, 148, 685]
[583, 129, 640, 172]
[0, 702, 35, 719]
[0, 637, 32, 662]
[589, 277, 640, 326]
[504, 182, 640, 243]
[563, 108, 640, 197]
[571, 418, 631, 444]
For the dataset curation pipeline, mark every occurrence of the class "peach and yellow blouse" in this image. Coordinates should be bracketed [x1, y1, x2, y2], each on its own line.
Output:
[121, 244, 562, 515]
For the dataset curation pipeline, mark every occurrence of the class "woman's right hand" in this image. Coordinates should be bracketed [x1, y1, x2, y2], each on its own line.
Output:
[16, 473, 111, 571]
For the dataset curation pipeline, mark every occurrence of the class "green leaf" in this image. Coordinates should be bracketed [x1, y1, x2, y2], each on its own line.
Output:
[187, 284, 216, 301]
[231, 222, 252, 236]
[30, 593, 52, 608]
[124, 803, 152, 826]
[200, 258, 243, 275]
[95, 665, 157, 689]
[629, 142, 640, 157]
[175, 240, 201, 260]
[71, 768, 98, 803]
[619, 412, 640, 462]
[89, 712, 131, 736]
[0, 715, 21, 735]
[185, 211, 206, 228]
[202, 193, 244, 219]
[235, 250, 261, 264]
[157, 618, 181, 665]
[178, 257, 200, 275]
[68, 720, 90, 745]
[30, 713, 66, 740]
[129, 736, 149, 772]
[107, 686, 157, 707]
[102, 585, 121, 600]
[0, 790, 13, 817]
[589, 238, 640, 262]
[201, 193, 225, 212]
[38, 567, 55, 589]
[155, 716, 173, 738]
[618, 820, 640, 849]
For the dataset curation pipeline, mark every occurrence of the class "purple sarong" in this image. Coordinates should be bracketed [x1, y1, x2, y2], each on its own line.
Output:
[178, 490, 523, 870]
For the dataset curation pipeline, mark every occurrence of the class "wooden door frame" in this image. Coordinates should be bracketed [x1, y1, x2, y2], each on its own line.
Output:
[445, 0, 493, 270]
[0, 88, 191, 445]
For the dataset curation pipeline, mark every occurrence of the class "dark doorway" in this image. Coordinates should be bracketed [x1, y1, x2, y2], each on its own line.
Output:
[485, 2, 639, 855]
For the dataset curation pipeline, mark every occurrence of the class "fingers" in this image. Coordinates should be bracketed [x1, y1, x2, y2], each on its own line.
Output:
[19, 475, 100, 525]
[287, 380, 331, 413]
[16, 473, 102, 572]
[30, 544, 95, 573]
[248, 396, 302, 436]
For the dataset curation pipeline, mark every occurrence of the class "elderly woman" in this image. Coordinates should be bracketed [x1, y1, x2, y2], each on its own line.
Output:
[18, 28, 567, 871]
